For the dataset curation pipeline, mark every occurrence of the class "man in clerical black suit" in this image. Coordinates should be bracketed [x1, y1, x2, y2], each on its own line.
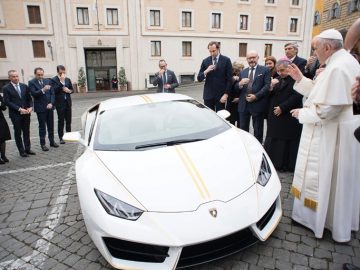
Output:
[29, 67, 59, 151]
[3, 70, 35, 157]
[51, 65, 73, 144]
[236, 51, 271, 143]
[197, 41, 232, 111]
[284, 42, 307, 73]
[152, 59, 179, 93]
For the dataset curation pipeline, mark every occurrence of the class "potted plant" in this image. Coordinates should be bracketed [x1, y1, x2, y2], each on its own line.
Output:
[118, 67, 127, 91]
[78, 67, 87, 93]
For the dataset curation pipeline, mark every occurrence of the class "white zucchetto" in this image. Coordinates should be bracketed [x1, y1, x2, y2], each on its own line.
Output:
[317, 29, 343, 41]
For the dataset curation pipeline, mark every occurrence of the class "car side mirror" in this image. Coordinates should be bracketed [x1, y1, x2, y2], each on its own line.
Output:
[63, 131, 86, 146]
[216, 109, 231, 120]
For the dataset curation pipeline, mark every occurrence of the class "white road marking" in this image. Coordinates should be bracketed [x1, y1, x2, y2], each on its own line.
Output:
[0, 162, 73, 175]
[0, 146, 82, 269]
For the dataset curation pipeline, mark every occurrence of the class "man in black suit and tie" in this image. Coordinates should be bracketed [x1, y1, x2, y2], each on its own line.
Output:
[152, 60, 179, 93]
[236, 51, 271, 143]
[29, 67, 59, 151]
[197, 41, 232, 111]
[284, 42, 307, 73]
[3, 70, 35, 157]
[51, 65, 73, 144]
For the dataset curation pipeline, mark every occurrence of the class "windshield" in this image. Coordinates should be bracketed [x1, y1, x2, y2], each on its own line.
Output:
[93, 99, 230, 151]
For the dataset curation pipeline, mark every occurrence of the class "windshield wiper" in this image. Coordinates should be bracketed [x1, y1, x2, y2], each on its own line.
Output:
[135, 139, 205, 149]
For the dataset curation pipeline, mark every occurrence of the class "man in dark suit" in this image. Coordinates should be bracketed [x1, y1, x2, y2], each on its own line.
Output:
[51, 65, 73, 144]
[284, 42, 307, 73]
[29, 67, 59, 151]
[3, 70, 35, 157]
[197, 41, 232, 111]
[236, 51, 271, 143]
[152, 60, 179, 93]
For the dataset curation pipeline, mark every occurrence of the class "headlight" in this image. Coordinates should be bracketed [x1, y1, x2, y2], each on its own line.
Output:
[95, 189, 143, 221]
[256, 154, 272, 186]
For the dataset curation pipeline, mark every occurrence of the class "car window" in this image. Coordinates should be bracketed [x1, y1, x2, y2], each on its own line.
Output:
[93, 100, 230, 151]
[83, 105, 99, 145]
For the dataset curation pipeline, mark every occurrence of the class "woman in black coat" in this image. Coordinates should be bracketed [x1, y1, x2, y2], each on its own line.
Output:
[264, 58, 303, 172]
[226, 61, 244, 127]
[0, 94, 11, 164]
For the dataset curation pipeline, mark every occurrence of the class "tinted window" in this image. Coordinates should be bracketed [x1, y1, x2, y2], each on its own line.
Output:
[93, 100, 230, 151]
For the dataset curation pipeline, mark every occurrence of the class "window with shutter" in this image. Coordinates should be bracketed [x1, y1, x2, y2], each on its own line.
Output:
[27, 5, 41, 24]
[0, 40, 6, 58]
[32, 40, 45, 58]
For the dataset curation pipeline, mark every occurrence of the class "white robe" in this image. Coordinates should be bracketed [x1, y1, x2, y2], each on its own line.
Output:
[291, 49, 360, 242]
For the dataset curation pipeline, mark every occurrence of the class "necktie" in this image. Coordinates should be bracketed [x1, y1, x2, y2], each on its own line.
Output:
[213, 57, 217, 66]
[15, 84, 21, 98]
[247, 68, 255, 93]
[39, 80, 43, 87]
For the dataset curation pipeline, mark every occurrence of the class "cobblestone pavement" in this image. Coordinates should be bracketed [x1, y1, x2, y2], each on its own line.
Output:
[0, 85, 359, 270]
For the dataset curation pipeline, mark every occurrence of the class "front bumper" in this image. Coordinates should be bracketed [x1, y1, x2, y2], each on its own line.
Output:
[78, 182, 282, 270]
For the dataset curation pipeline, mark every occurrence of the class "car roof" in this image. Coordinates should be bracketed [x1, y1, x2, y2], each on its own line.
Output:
[98, 93, 194, 111]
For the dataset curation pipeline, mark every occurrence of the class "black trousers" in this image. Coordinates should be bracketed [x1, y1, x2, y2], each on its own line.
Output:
[36, 110, 54, 145]
[239, 111, 265, 144]
[204, 98, 225, 112]
[56, 104, 72, 140]
[10, 114, 31, 154]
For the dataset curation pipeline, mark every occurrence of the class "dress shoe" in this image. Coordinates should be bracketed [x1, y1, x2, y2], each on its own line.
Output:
[60, 139, 65, 144]
[343, 263, 360, 270]
[0, 158, 5, 164]
[26, 150, 36, 155]
[20, 152, 29, 157]
[1, 156, 9, 162]
[41, 145, 49, 151]
[50, 142, 59, 148]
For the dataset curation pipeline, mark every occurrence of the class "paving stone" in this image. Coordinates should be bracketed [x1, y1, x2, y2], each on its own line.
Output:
[332, 252, 352, 264]
[6, 211, 28, 222]
[286, 233, 301, 243]
[282, 240, 297, 252]
[292, 265, 311, 270]
[309, 257, 328, 270]
[297, 244, 314, 256]
[301, 236, 317, 247]
[63, 253, 82, 267]
[73, 258, 92, 270]
[12, 201, 32, 212]
[85, 249, 101, 262]
[314, 248, 332, 259]
[334, 244, 355, 256]
[273, 248, 290, 262]
[275, 260, 292, 270]
[231, 261, 249, 270]
[290, 252, 308, 266]
[257, 255, 275, 269]
[76, 245, 93, 256]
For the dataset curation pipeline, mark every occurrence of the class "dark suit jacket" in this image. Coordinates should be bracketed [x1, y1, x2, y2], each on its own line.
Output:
[236, 65, 271, 113]
[28, 78, 55, 113]
[292, 55, 307, 74]
[2, 83, 33, 118]
[51, 76, 73, 109]
[266, 76, 303, 140]
[153, 69, 179, 93]
[197, 54, 232, 100]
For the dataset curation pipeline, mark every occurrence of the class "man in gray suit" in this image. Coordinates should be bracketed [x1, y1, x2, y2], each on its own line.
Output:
[153, 60, 179, 93]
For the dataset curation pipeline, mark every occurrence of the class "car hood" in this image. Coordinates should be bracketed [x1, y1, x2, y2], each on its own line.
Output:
[95, 129, 258, 212]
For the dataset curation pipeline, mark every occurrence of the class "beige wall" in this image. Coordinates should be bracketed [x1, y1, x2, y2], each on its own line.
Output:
[142, 0, 306, 37]
[0, 0, 315, 90]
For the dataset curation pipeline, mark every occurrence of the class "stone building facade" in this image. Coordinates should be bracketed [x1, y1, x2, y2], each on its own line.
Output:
[0, 0, 315, 91]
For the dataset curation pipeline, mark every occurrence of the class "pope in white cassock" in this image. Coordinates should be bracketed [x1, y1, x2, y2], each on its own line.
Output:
[287, 29, 360, 243]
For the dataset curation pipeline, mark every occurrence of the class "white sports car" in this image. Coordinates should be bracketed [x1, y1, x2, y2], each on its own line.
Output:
[64, 93, 282, 270]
